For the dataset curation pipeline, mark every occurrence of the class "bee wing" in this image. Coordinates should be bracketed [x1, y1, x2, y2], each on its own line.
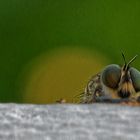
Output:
[80, 73, 104, 103]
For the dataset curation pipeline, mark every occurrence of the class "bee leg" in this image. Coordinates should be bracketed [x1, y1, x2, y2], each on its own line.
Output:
[94, 95, 114, 103]
[136, 96, 140, 102]
[131, 92, 140, 102]
[95, 97, 133, 103]
[96, 97, 121, 103]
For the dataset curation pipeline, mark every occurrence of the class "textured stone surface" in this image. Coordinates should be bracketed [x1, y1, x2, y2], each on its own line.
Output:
[0, 103, 140, 140]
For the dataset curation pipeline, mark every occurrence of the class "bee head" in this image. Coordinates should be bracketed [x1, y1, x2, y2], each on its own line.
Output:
[101, 53, 140, 99]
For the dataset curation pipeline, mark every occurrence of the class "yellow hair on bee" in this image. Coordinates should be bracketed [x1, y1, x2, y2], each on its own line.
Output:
[120, 82, 135, 96]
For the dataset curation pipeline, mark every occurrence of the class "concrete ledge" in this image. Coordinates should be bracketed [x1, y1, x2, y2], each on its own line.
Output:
[0, 103, 139, 140]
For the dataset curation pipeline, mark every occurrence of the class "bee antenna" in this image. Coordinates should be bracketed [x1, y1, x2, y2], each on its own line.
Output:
[127, 55, 138, 67]
[122, 52, 127, 65]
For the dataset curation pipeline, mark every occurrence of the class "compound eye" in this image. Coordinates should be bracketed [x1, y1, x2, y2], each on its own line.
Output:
[101, 64, 121, 89]
[130, 67, 140, 92]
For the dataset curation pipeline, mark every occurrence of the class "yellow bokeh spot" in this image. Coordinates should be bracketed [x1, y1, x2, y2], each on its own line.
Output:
[22, 48, 109, 104]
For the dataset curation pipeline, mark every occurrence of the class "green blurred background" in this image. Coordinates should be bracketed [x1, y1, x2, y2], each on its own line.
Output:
[0, 0, 140, 103]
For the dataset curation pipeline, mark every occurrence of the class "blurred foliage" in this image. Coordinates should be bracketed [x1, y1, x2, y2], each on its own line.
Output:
[0, 0, 140, 103]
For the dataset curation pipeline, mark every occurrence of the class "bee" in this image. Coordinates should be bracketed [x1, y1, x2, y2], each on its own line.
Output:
[80, 53, 140, 103]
